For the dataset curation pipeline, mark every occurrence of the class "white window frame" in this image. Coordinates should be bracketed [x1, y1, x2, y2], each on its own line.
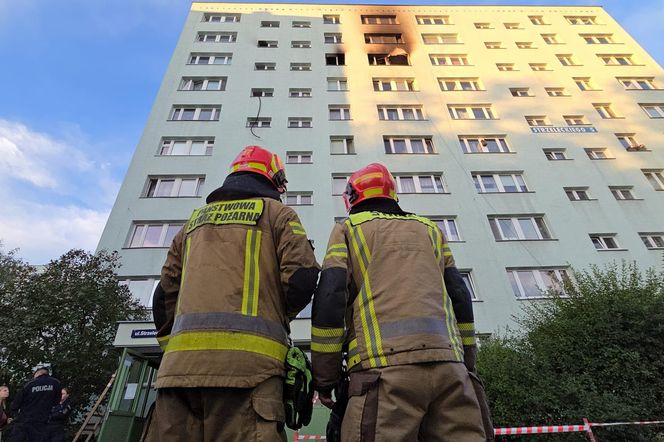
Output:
[119, 277, 160, 307]
[545, 88, 569, 96]
[384, 137, 435, 154]
[285, 192, 313, 206]
[585, 148, 610, 160]
[458, 136, 510, 153]
[497, 63, 516, 71]
[290, 62, 311, 71]
[640, 233, 664, 249]
[373, 78, 416, 92]
[485, 42, 504, 49]
[288, 117, 312, 128]
[368, 53, 410, 66]
[529, 63, 550, 71]
[557, 54, 578, 66]
[286, 151, 313, 164]
[510, 88, 533, 97]
[564, 115, 590, 126]
[459, 270, 477, 299]
[324, 33, 342, 43]
[258, 40, 278, 48]
[159, 139, 214, 156]
[255, 62, 276, 71]
[197, 32, 237, 43]
[260, 21, 280, 28]
[146, 176, 205, 198]
[600, 54, 635, 66]
[188, 53, 232, 65]
[590, 234, 620, 250]
[289, 88, 312, 98]
[330, 137, 354, 154]
[643, 170, 664, 190]
[544, 149, 567, 160]
[565, 187, 591, 201]
[525, 115, 551, 126]
[332, 176, 350, 194]
[394, 175, 446, 193]
[327, 77, 348, 91]
[529, 16, 547, 25]
[251, 88, 274, 97]
[377, 106, 425, 121]
[540, 34, 560, 44]
[430, 54, 469, 66]
[364, 33, 403, 44]
[508, 268, 568, 299]
[474, 23, 491, 29]
[617, 77, 657, 90]
[615, 133, 642, 150]
[329, 105, 351, 121]
[504, 23, 521, 29]
[574, 77, 597, 91]
[582, 34, 614, 44]
[323, 15, 340, 24]
[489, 216, 551, 241]
[361, 15, 398, 25]
[291, 40, 311, 48]
[449, 105, 496, 120]
[594, 103, 619, 119]
[428, 217, 461, 241]
[169, 106, 220, 121]
[473, 173, 528, 193]
[179, 77, 227, 91]
[292, 21, 311, 28]
[516, 42, 535, 49]
[416, 15, 450, 25]
[610, 187, 635, 200]
[422, 33, 459, 44]
[203, 13, 240, 23]
[566, 16, 596, 25]
[439, 78, 482, 91]
[640, 104, 664, 118]
[246, 117, 271, 128]
[128, 222, 184, 248]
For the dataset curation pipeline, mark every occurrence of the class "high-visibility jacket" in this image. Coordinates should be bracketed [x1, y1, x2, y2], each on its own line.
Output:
[311, 207, 476, 390]
[156, 193, 320, 389]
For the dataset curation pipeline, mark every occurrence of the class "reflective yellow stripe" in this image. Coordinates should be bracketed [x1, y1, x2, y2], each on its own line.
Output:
[427, 226, 441, 263]
[311, 342, 344, 353]
[325, 243, 348, 260]
[312, 327, 345, 337]
[232, 162, 268, 173]
[164, 331, 287, 361]
[442, 282, 463, 361]
[242, 229, 261, 316]
[349, 338, 357, 351]
[348, 354, 361, 368]
[325, 251, 348, 259]
[458, 322, 476, 346]
[462, 336, 476, 346]
[457, 322, 475, 332]
[157, 335, 170, 350]
[347, 338, 360, 368]
[443, 244, 453, 257]
[354, 172, 383, 184]
[176, 236, 192, 315]
[362, 187, 385, 198]
[289, 221, 307, 235]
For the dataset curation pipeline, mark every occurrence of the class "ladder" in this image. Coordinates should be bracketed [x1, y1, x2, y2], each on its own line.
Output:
[72, 371, 116, 442]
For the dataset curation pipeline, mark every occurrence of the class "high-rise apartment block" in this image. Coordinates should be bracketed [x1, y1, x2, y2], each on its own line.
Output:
[98, 2, 664, 337]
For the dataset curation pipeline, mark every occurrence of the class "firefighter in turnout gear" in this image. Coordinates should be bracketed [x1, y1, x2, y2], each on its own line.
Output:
[154, 145, 320, 442]
[311, 163, 486, 441]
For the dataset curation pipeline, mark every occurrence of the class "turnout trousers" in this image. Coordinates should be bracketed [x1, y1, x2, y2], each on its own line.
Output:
[341, 362, 486, 442]
[154, 376, 286, 442]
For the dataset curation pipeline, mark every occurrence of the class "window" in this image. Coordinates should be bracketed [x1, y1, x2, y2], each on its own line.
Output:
[292, 21, 311, 28]
[197, 32, 237, 43]
[422, 34, 460, 44]
[525, 115, 550, 126]
[251, 88, 274, 97]
[384, 136, 435, 154]
[529, 63, 550, 71]
[544, 149, 567, 160]
[145, 176, 205, 198]
[361, 15, 398, 24]
[326, 53, 345, 65]
[590, 234, 620, 250]
[261, 21, 279, 27]
[474, 23, 491, 29]
[417, 15, 450, 25]
[565, 187, 591, 201]
[516, 42, 535, 49]
[582, 34, 614, 44]
[566, 16, 596, 25]
[255, 62, 276, 71]
[585, 148, 611, 159]
[377, 105, 425, 121]
[643, 170, 664, 190]
[327, 77, 348, 91]
[599, 54, 635, 66]
[323, 15, 340, 24]
[430, 54, 469, 66]
[489, 216, 551, 240]
[610, 186, 636, 200]
[286, 151, 312, 164]
[285, 192, 313, 206]
[159, 138, 213, 156]
[289, 88, 311, 98]
[640, 104, 664, 118]
[541, 34, 560, 44]
[330, 137, 354, 154]
[529, 16, 547, 25]
[473, 173, 528, 193]
[428, 217, 461, 241]
[510, 88, 533, 97]
[332, 176, 350, 194]
[246, 117, 271, 128]
[564, 115, 590, 126]
[291, 41, 311, 48]
[545, 87, 569, 96]
[365, 33, 403, 44]
[594, 103, 619, 119]
[438, 77, 482, 91]
[373, 78, 416, 91]
[395, 175, 446, 193]
[574, 77, 598, 91]
[203, 13, 240, 23]
[557, 54, 579, 66]
[169, 106, 220, 121]
[128, 222, 184, 248]
[640, 233, 664, 249]
[119, 278, 160, 306]
[188, 53, 232, 65]
[290, 62, 311, 71]
[497, 63, 516, 71]
[616, 133, 645, 150]
[504, 22, 521, 29]
[324, 33, 342, 44]
[288, 117, 312, 128]
[179, 77, 227, 91]
[508, 268, 567, 299]
[618, 77, 657, 90]
[329, 105, 351, 120]
[257, 40, 278, 48]
[368, 53, 410, 66]
[485, 42, 503, 49]
[458, 135, 510, 153]
[459, 271, 477, 299]
[448, 104, 496, 120]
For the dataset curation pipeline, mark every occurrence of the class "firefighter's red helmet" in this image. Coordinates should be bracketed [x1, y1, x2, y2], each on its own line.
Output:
[343, 163, 398, 211]
[229, 145, 287, 193]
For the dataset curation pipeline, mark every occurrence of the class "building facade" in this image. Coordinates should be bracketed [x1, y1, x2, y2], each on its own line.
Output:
[97, 2, 664, 337]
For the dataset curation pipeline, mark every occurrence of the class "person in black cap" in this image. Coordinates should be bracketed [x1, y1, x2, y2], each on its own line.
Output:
[9, 365, 61, 442]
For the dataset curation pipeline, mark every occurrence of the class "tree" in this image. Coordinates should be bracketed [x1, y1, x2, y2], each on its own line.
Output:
[478, 262, 664, 441]
[0, 247, 146, 429]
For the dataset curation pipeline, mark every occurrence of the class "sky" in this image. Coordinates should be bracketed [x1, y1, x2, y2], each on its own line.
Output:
[0, 0, 662, 264]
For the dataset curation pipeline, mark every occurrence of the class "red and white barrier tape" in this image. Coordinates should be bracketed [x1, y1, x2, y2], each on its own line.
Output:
[293, 433, 326, 440]
[495, 425, 587, 435]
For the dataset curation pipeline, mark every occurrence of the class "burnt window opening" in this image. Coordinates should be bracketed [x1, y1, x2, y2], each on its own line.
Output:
[326, 53, 345, 65]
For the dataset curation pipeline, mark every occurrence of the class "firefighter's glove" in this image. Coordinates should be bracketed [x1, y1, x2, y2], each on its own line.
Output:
[464, 345, 477, 373]
[283, 346, 314, 430]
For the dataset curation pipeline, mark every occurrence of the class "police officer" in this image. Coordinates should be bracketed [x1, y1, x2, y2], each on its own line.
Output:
[44, 388, 71, 442]
[10, 365, 61, 442]
[154, 146, 320, 441]
[311, 163, 486, 441]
